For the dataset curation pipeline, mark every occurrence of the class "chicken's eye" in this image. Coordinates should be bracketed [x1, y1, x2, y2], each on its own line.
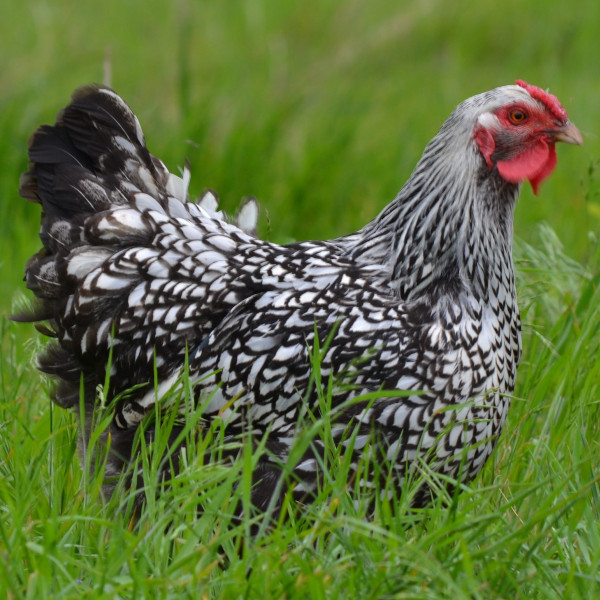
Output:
[509, 109, 528, 124]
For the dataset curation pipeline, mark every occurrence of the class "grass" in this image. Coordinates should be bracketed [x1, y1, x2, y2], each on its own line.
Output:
[1, 243, 600, 599]
[1, 0, 600, 597]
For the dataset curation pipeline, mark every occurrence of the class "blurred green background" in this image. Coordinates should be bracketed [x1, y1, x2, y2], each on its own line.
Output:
[1, 0, 598, 319]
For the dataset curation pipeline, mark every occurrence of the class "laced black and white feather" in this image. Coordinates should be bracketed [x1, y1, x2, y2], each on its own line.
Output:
[19, 84, 532, 510]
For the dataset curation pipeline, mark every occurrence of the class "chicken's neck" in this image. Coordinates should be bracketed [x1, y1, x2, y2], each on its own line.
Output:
[346, 147, 520, 305]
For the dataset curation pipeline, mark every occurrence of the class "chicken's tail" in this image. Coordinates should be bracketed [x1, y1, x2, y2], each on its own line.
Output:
[15, 85, 257, 409]
[14, 85, 267, 507]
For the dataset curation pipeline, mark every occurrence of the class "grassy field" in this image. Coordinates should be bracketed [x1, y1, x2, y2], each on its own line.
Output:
[1, 0, 600, 597]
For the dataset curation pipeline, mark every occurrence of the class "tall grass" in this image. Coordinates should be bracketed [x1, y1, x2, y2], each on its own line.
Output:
[1, 227, 600, 598]
[1, 0, 600, 597]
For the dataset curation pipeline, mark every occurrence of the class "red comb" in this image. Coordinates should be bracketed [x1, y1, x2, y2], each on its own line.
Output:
[515, 80, 568, 121]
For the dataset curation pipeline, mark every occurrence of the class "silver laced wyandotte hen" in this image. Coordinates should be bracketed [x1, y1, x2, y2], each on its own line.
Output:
[17, 80, 582, 514]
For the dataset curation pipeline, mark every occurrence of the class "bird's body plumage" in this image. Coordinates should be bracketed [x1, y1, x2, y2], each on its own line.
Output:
[18, 82, 580, 511]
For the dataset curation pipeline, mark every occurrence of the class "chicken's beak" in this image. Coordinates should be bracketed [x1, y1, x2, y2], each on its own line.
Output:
[551, 120, 583, 146]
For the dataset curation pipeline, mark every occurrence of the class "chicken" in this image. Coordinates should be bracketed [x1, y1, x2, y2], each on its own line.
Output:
[17, 81, 582, 511]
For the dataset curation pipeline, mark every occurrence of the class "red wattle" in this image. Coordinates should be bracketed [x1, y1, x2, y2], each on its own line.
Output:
[496, 140, 556, 195]
[528, 144, 557, 195]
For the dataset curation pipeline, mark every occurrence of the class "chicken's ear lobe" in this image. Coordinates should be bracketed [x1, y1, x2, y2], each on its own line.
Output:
[474, 127, 495, 169]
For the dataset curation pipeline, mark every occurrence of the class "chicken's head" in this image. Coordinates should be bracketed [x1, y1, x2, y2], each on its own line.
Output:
[473, 80, 582, 194]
